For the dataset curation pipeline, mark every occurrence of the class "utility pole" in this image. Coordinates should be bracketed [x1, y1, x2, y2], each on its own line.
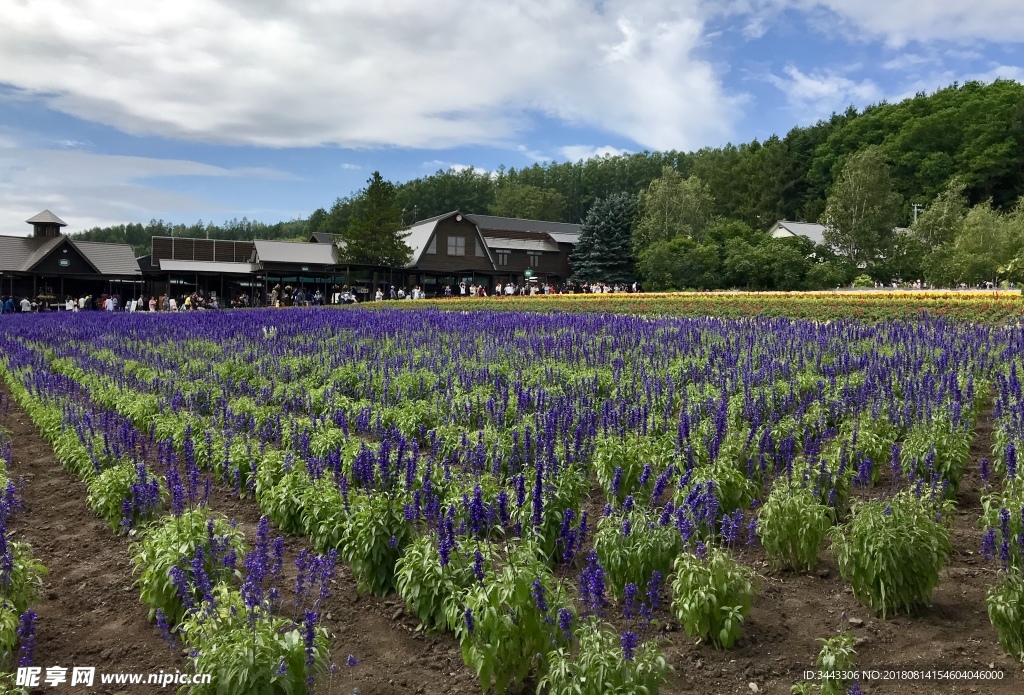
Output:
[912, 203, 924, 224]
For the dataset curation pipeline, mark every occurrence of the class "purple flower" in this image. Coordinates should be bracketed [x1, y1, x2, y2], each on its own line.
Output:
[623, 582, 638, 619]
[464, 607, 475, 635]
[473, 549, 486, 583]
[557, 608, 573, 642]
[302, 610, 318, 666]
[155, 608, 175, 649]
[346, 654, 358, 667]
[646, 571, 662, 612]
[620, 630, 639, 661]
[611, 467, 623, 498]
[531, 577, 548, 613]
[579, 550, 607, 615]
[16, 609, 36, 666]
[981, 527, 998, 561]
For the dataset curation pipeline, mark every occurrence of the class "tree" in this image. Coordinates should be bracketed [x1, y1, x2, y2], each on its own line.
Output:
[912, 177, 968, 248]
[570, 192, 637, 284]
[636, 237, 719, 290]
[632, 167, 717, 252]
[306, 208, 328, 237]
[821, 146, 903, 267]
[341, 172, 411, 267]
[489, 183, 567, 221]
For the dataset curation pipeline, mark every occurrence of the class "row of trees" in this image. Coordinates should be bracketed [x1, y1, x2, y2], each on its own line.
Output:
[571, 169, 848, 291]
[571, 151, 1024, 291]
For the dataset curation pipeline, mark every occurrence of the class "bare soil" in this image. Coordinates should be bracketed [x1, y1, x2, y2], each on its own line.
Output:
[2, 380, 1021, 694]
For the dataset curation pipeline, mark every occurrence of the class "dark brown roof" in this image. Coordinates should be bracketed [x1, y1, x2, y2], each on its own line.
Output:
[72, 241, 141, 275]
[0, 236, 56, 272]
[25, 210, 68, 226]
[0, 234, 139, 275]
[463, 213, 580, 238]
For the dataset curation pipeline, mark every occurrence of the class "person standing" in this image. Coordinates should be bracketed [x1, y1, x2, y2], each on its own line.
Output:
[20, 297, 32, 312]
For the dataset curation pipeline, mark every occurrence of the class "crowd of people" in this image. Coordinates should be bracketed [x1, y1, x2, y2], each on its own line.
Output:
[2, 279, 646, 315]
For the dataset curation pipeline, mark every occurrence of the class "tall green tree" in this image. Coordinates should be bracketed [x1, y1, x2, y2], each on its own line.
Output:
[912, 177, 969, 248]
[489, 183, 567, 221]
[341, 172, 411, 267]
[570, 192, 637, 284]
[821, 146, 903, 268]
[632, 167, 717, 252]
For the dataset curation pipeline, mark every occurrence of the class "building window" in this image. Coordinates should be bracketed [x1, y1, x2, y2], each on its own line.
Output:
[475, 239, 485, 256]
[447, 236, 466, 256]
[496, 250, 509, 266]
[527, 251, 541, 267]
[426, 237, 437, 254]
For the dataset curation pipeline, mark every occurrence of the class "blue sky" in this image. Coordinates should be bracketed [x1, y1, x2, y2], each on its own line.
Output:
[1, 0, 1022, 234]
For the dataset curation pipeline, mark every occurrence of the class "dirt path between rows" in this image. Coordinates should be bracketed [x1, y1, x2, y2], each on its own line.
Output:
[0, 381, 186, 694]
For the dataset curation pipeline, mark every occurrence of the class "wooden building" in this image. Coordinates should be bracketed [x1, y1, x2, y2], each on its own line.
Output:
[0, 210, 141, 306]
[401, 211, 580, 293]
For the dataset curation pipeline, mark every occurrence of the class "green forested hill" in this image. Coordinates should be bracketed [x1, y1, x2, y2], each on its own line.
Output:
[75, 80, 1024, 262]
[381, 79, 1024, 230]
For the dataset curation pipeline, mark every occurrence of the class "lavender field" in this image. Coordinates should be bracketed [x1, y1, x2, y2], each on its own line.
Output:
[1, 308, 1023, 694]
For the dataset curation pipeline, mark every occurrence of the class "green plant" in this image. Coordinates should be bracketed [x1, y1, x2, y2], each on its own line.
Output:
[261, 465, 311, 535]
[670, 547, 756, 649]
[593, 508, 679, 598]
[987, 568, 1024, 662]
[299, 476, 350, 553]
[448, 542, 572, 694]
[132, 508, 246, 625]
[540, 619, 671, 695]
[790, 632, 857, 695]
[593, 434, 675, 504]
[178, 584, 329, 694]
[852, 274, 874, 288]
[980, 480, 1024, 570]
[830, 491, 952, 618]
[758, 479, 834, 571]
[395, 535, 481, 629]
[513, 466, 589, 562]
[0, 542, 47, 658]
[901, 420, 972, 495]
[341, 491, 413, 596]
[86, 460, 164, 534]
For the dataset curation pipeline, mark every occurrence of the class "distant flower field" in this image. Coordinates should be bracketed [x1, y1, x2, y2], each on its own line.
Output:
[358, 290, 1024, 323]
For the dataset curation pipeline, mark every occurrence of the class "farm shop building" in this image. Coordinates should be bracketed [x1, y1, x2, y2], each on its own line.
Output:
[142, 211, 581, 301]
[402, 211, 580, 293]
[0, 211, 141, 306]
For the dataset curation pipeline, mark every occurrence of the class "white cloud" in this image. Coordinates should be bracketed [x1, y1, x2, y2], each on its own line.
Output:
[559, 145, 631, 161]
[0, 1, 736, 152]
[767, 65, 882, 119]
[419, 161, 490, 175]
[339, 163, 361, 170]
[0, 147, 295, 233]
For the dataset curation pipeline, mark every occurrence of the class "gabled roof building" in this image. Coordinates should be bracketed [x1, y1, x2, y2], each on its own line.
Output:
[768, 220, 827, 245]
[0, 211, 140, 304]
